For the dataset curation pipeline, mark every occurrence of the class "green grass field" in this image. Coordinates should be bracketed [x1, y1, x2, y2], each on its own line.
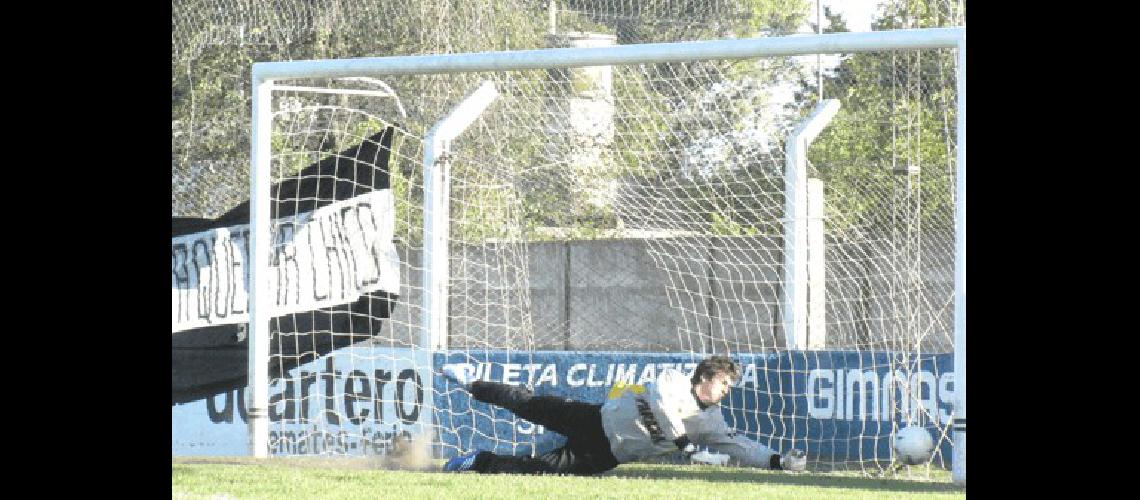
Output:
[172, 457, 964, 499]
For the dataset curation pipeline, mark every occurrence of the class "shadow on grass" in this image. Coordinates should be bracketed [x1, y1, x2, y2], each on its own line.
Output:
[602, 464, 963, 494]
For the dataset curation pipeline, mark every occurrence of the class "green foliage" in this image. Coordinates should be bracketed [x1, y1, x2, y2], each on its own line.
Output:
[794, 0, 960, 236]
[710, 211, 761, 237]
[173, 0, 549, 217]
[559, 0, 809, 41]
[745, 0, 813, 35]
[180, 0, 955, 245]
[444, 0, 813, 242]
[516, 0, 812, 241]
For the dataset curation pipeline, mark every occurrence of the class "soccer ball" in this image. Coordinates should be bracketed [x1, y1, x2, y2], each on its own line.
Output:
[892, 426, 934, 465]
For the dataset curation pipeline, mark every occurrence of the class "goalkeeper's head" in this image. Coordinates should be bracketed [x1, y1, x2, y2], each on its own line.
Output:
[691, 356, 741, 406]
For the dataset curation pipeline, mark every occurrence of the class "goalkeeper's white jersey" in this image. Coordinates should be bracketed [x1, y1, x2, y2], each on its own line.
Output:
[599, 368, 778, 467]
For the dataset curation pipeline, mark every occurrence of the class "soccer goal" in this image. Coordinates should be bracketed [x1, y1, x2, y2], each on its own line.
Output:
[244, 27, 964, 484]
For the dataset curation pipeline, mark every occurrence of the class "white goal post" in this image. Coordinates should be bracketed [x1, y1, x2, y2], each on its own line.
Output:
[247, 27, 965, 485]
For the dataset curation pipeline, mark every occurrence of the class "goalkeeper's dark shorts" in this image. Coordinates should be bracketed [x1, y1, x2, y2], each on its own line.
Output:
[464, 381, 621, 475]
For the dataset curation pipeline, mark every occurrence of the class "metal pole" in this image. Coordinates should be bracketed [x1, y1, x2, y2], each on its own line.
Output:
[252, 28, 966, 80]
[951, 33, 967, 487]
[247, 73, 273, 458]
[817, 0, 824, 102]
[783, 99, 840, 350]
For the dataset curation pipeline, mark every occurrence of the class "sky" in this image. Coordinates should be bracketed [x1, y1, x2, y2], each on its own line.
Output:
[741, 0, 884, 156]
[823, 0, 880, 33]
[783, 0, 884, 102]
[794, 0, 884, 79]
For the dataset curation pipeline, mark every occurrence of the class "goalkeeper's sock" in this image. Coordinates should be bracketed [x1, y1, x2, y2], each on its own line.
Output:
[770, 454, 783, 470]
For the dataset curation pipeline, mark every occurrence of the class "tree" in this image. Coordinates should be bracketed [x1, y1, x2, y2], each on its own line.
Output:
[172, 0, 820, 242]
[172, 0, 550, 219]
[792, 1, 962, 236]
[514, 0, 812, 239]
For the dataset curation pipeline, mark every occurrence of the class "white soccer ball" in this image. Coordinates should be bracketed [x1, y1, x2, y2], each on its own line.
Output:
[892, 426, 934, 465]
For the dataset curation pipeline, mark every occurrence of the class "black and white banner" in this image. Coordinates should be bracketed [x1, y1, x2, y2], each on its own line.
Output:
[171, 190, 399, 333]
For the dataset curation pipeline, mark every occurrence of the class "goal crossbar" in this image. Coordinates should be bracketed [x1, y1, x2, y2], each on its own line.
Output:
[251, 28, 964, 81]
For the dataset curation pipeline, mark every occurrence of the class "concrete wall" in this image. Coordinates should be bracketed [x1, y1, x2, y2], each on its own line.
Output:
[379, 234, 955, 353]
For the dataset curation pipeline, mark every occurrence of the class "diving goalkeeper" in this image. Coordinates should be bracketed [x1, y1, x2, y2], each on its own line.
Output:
[439, 355, 807, 475]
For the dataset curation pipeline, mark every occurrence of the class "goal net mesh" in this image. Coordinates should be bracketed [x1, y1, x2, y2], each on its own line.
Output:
[172, 0, 963, 476]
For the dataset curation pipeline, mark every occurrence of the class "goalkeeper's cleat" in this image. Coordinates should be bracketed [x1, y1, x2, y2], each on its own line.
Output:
[779, 449, 807, 472]
[444, 450, 482, 472]
[440, 364, 475, 388]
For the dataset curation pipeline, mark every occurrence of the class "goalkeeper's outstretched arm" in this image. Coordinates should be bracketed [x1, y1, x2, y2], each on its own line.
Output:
[694, 417, 805, 471]
[697, 430, 780, 468]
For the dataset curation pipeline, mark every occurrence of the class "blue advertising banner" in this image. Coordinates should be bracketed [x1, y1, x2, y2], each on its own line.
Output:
[434, 351, 953, 465]
[173, 346, 430, 456]
[173, 347, 954, 465]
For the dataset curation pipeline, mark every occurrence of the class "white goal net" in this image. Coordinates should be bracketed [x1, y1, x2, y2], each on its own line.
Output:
[172, 0, 964, 483]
